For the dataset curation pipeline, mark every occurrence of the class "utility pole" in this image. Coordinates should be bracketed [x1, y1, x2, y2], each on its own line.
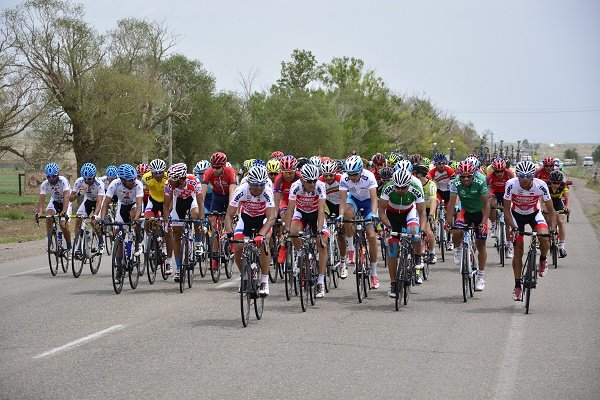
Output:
[168, 103, 172, 166]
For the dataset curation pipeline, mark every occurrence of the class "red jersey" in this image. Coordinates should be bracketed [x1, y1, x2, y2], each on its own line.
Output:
[202, 167, 237, 196]
[486, 169, 515, 194]
[369, 167, 381, 184]
[534, 167, 551, 183]
[273, 171, 301, 207]
[427, 166, 455, 192]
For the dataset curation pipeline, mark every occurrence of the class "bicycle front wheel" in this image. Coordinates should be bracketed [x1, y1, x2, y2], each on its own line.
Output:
[146, 236, 158, 284]
[129, 257, 139, 290]
[90, 232, 102, 275]
[299, 256, 308, 312]
[210, 235, 221, 283]
[72, 233, 84, 278]
[240, 265, 251, 327]
[254, 270, 264, 320]
[47, 232, 59, 276]
[461, 245, 469, 303]
[111, 239, 124, 294]
[187, 240, 194, 289]
[524, 250, 536, 314]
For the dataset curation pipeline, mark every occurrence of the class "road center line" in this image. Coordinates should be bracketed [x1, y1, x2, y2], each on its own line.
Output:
[493, 314, 525, 399]
[0, 267, 47, 279]
[33, 325, 125, 359]
[216, 277, 240, 289]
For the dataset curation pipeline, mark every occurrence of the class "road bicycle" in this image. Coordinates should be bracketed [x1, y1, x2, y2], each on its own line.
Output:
[104, 221, 142, 294]
[171, 216, 202, 293]
[325, 215, 341, 291]
[36, 214, 69, 276]
[492, 206, 507, 268]
[389, 231, 418, 310]
[342, 209, 370, 304]
[71, 215, 102, 278]
[288, 230, 322, 312]
[451, 225, 478, 303]
[207, 212, 235, 283]
[143, 216, 167, 284]
[515, 229, 553, 314]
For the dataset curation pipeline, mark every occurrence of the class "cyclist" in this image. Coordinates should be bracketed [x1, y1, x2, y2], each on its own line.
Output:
[163, 163, 204, 282]
[69, 163, 105, 254]
[101, 164, 143, 284]
[413, 164, 438, 264]
[36, 162, 73, 258]
[99, 165, 118, 211]
[379, 168, 426, 295]
[287, 164, 329, 298]
[427, 152, 455, 250]
[225, 166, 277, 297]
[136, 163, 150, 210]
[338, 155, 381, 289]
[446, 160, 490, 292]
[202, 152, 238, 270]
[274, 155, 301, 220]
[548, 170, 569, 257]
[369, 152, 387, 184]
[533, 156, 555, 184]
[193, 160, 212, 214]
[266, 158, 281, 184]
[503, 160, 557, 301]
[141, 159, 169, 266]
[486, 158, 515, 258]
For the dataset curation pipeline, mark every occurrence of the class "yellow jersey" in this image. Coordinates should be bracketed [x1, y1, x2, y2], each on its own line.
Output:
[142, 171, 167, 202]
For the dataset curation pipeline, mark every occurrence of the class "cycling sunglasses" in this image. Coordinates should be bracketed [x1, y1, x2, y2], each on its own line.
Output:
[517, 173, 533, 179]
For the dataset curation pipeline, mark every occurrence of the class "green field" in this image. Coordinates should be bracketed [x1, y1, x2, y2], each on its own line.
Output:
[0, 169, 36, 206]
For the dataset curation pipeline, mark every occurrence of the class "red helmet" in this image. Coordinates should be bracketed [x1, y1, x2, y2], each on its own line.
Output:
[136, 163, 150, 175]
[457, 160, 476, 175]
[271, 151, 285, 159]
[372, 153, 386, 166]
[492, 158, 506, 171]
[409, 154, 422, 165]
[210, 152, 227, 167]
[279, 155, 297, 171]
[543, 156, 554, 166]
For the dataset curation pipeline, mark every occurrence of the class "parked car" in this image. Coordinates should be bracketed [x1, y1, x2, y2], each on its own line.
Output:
[563, 158, 576, 166]
[583, 156, 594, 167]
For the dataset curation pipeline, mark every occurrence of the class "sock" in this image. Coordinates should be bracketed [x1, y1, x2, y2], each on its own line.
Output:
[559, 241, 565, 249]
[477, 270, 484, 278]
[370, 262, 377, 276]
[175, 257, 181, 270]
[515, 279, 521, 288]
[347, 236, 354, 248]
[195, 233, 202, 243]
[66, 242, 72, 250]
[318, 274, 324, 284]
[540, 255, 547, 262]
[261, 275, 269, 284]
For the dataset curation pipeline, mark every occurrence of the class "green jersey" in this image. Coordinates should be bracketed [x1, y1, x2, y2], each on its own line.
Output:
[449, 174, 488, 213]
[381, 180, 424, 213]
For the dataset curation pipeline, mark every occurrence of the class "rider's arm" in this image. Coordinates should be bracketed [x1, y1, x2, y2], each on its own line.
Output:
[163, 192, 173, 221]
[338, 190, 347, 218]
[369, 187, 378, 217]
[446, 194, 457, 226]
[224, 205, 237, 233]
[133, 196, 142, 220]
[544, 199, 558, 231]
[416, 202, 427, 231]
[62, 188, 71, 214]
[285, 199, 296, 229]
[503, 198, 516, 229]
[36, 194, 46, 215]
[261, 206, 277, 237]
[378, 199, 391, 228]
[481, 193, 490, 226]
[316, 198, 326, 233]
[562, 189, 570, 210]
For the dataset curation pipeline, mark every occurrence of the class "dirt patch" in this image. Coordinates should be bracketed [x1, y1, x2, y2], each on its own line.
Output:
[570, 177, 600, 238]
[0, 204, 45, 244]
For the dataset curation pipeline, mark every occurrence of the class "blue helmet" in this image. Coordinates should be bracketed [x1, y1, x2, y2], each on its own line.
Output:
[252, 159, 266, 167]
[80, 163, 97, 179]
[106, 165, 118, 178]
[344, 155, 363, 173]
[433, 152, 448, 163]
[44, 162, 59, 176]
[394, 159, 413, 173]
[117, 164, 136, 180]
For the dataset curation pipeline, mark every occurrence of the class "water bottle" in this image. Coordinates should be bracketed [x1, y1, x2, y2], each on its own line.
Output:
[57, 231, 63, 248]
[251, 262, 258, 280]
[125, 240, 132, 259]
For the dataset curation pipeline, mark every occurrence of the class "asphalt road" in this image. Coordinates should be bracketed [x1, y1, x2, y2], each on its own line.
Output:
[1, 188, 599, 400]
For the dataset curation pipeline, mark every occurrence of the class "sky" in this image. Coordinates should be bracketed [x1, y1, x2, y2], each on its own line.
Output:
[3, 0, 599, 144]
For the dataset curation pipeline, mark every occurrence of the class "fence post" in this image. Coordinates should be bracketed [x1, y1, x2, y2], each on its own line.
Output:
[18, 173, 25, 196]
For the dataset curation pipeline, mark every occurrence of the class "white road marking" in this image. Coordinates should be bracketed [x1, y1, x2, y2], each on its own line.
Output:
[493, 314, 525, 399]
[0, 267, 47, 279]
[33, 325, 125, 359]
[216, 277, 240, 289]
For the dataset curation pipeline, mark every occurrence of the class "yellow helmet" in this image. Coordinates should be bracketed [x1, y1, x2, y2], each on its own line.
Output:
[387, 153, 398, 166]
[243, 159, 255, 169]
[266, 158, 281, 174]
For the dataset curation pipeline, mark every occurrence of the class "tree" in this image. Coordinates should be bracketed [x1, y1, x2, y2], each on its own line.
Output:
[273, 49, 318, 93]
[564, 148, 579, 160]
[592, 145, 600, 163]
[521, 139, 529, 149]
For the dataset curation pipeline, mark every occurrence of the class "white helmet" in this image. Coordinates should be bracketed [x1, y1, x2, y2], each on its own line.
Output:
[167, 163, 187, 180]
[246, 166, 269, 186]
[321, 159, 337, 175]
[394, 159, 413, 173]
[301, 164, 320, 181]
[344, 155, 363, 173]
[392, 168, 412, 187]
[149, 159, 166, 173]
[515, 161, 536, 175]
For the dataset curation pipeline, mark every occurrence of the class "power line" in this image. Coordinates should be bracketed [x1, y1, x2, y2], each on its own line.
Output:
[448, 107, 600, 114]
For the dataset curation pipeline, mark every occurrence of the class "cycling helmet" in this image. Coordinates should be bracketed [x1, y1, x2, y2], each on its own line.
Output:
[266, 158, 281, 174]
[394, 159, 413, 173]
[225, 162, 232, 169]
[491, 158, 506, 171]
[280, 155, 297, 171]
[167, 163, 187, 180]
[450, 161, 459, 171]
[543, 156, 554, 167]
[335, 159, 344, 172]
[44, 162, 59, 176]
[210, 152, 227, 167]
[193, 160, 210, 176]
[309, 156, 322, 168]
[409, 154, 422, 165]
[456, 160, 476, 176]
[344, 155, 363, 173]
[433, 152, 448, 163]
[296, 157, 309, 170]
[271, 151, 285, 160]
[117, 164, 137, 180]
[392, 168, 412, 187]
[136, 163, 150, 176]
[379, 166, 394, 180]
[515, 161, 536, 176]
[252, 159, 266, 168]
[413, 165, 429, 176]
[106, 165, 118, 178]
[301, 164, 320, 181]
[422, 157, 431, 166]
[468, 153, 479, 158]
[465, 156, 480, 168]
[80, 163, 96, 179]
[549, 170, 564, 182]
[149, 159, 166, 173]
[372, 153, 386, 166]
[246, 166, 269, 186]
[321, 159, 337, 175]
[387, 153, 398, 166]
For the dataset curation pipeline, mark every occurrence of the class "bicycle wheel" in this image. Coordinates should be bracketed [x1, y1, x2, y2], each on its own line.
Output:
[146, 235, 157, 284]
[240, 264, 251, 327]
[268, 238, 278, 283]
[254, 267, 264, 320]
[210, 235, 221, 283]
[299, 255, 308, 312]
[551, 239, 558, 268]
[48, 231, 59, 276]
[284, 244, 294, 301]
[72, 232, 84, 278]
[308, 254, 316, 306]
[524, 249, 536, 314]
[468, 248, 475, 298]
[461, 245, 469, 303]
[223, 239, 234, 279]
[380, 236, 387, 269]
[355, 244, 364, 304]
[395, 259, 404, 311]
[111, 239, 124, 294]
[104, 227, 113, 256]
[331, 237, 340, 288]
[179, 239, 188, 293]
[89, 231, 102, 275]
[187, 239, 194, 289]
[403, 255, 412, 306]
[499, 224, 505, 267]
[129, 255, 139, 290]
[362, 246, 369, 299]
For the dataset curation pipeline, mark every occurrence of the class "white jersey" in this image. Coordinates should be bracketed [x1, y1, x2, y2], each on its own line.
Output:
[72, 177, 105, 201]
[339, 169, 378, 201]
[318, 174, 342, 205]
[106, 179, 143, 206]
[289, 180, 326, 213]
[98, 176, 114, 192]
[40, 176, 71, 202]
[504, 177, 551, 215]
[229, 182, 275, 217]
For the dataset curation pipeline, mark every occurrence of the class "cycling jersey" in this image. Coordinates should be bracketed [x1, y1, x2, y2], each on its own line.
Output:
[533, 167, 552, 183]
[549, 182, 568, 200]
[486, 169, 515, 194]
[142, 171, 167, 202]
[105, 179, 144, 206]
[202, 167, 237, 196]
[427, 166, 455, 192]
[289, 180, 326, 213]
[422, 179, 437, 206]
[40, 176, 71, 202]
[318, 174, 342, 205]
[503, 177, 551, 215]
[165, 174, 202, 199]
[339, 169, 378, 201]
[229, 183, 275, 217]
[273, 171, 301, 208]
[449, 175, 488, 213]
[98, 176, 114, 192]
[380, 180, 424, 213]
[72, 177, 105, 201]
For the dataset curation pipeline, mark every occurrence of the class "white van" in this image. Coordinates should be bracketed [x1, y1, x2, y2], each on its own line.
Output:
[583, 156, 594, 166]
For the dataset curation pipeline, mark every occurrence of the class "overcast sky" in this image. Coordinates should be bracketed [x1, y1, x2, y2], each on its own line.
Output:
[4, 0, 599, 143]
